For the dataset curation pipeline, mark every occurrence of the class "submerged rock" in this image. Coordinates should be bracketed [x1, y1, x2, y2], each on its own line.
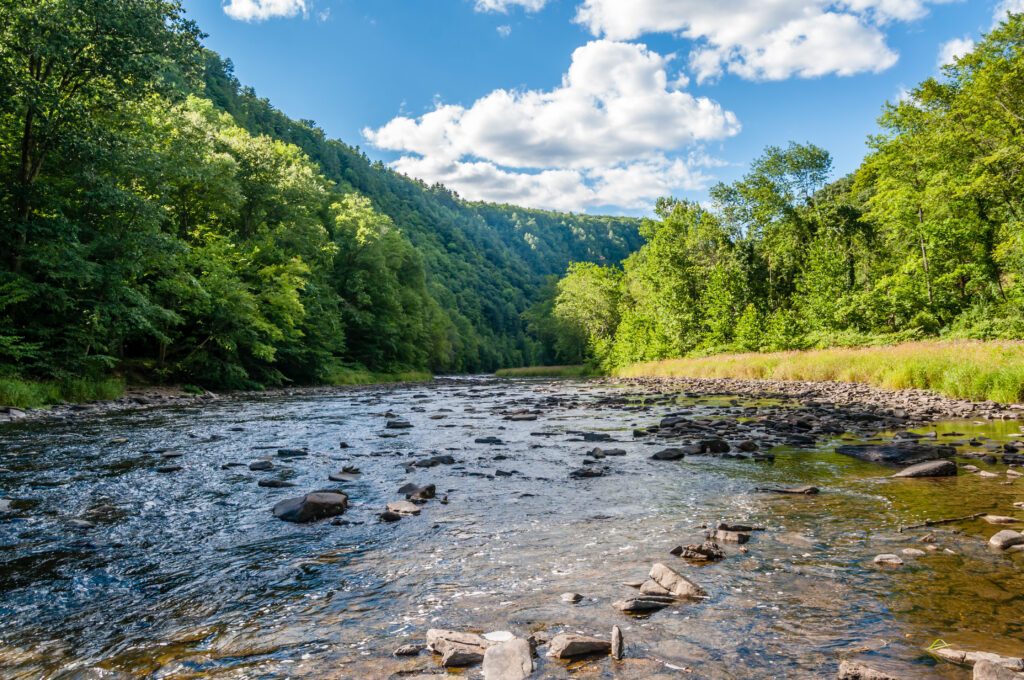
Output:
[672, 540, 726, 561]
[836, 443, 956, 466]
[892, 459, 957, 478]
[272, 492, 348, 523]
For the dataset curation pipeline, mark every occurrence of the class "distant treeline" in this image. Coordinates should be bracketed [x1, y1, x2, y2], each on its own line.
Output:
[0, 1, 642, 390]
[541, 14, 1024, 370]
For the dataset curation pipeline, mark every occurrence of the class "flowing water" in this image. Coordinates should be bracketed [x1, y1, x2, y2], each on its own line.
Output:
[1, 377, 1022, 679]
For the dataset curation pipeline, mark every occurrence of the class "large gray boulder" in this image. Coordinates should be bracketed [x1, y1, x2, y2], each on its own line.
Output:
[272, 492, 348, 523]
[989, 530, 1024, 550]
[892, 460, 957, 478]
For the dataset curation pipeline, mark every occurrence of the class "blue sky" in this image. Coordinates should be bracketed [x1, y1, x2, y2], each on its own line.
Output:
[182, 0, 1018, 215]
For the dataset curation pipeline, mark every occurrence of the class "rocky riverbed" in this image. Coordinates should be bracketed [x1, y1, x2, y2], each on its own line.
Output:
[1, 376, 1023, 679]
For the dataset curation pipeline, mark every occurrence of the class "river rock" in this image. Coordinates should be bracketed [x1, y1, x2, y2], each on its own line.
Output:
[560, 592, 583, 603]
[649, 562, 706, 598]
[277, 448, 308, 458]
[932, 646, 1024, 672]
[258, 479, 296, 488]
[639, 579, 671, 596]
[698, 439, 730, 454]
[394, 643, 425, 656]
[612, 596, 673, 613]
[386, 419, 413, 429]
[873, 553, 903, 566]
[546, 633, 610, 658]
[974, 660, 1024, 679]
[249, 460, 273, 471]
[892, 460, 957, 478]
[713, 529, 750, 544]
[402, 483, 436, 500]
[672, 540, 725, 561]
[900, 548, 926, 557]
[427, 629, 494, 667]
[380, 510, 402, 522]
[985, 515, 1020, 524]
[272, 492, 348, 523]
[386, 500, 421, 515]
[650, 448, 686, 461]
[989, 530, 1024, 549]
[156, 465, 182, 473]
[836, 443, 956, 466]
[838, 658, 911, 679]
[570, 467, 603, 478]
[482, 637, 533, 680]
[611, 625, 623, 660]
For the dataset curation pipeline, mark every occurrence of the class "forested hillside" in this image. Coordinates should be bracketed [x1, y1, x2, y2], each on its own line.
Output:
[0, 0, 641, 396]
[545, 14, 1024, 370]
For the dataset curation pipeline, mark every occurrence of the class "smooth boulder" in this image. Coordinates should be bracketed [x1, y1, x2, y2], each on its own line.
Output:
[989, 530, 1024, 550]
[272, 492, 348, 523]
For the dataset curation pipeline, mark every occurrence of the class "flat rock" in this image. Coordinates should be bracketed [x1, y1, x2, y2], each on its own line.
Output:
[612, 596, 673, 613]
[873, 554, 903, 566]
[756, 485, 819, 495]
[650, 447, 686, 461]
[386, 419, 413, 429]
[386, 500, 421, 515]
[560, 592, 583, 603]
[272, 492, 348, 523]
[985, 515, 1020, 525]
[892, 459, 957, 478]
[838, 658, 922, 679]
[393, 643, 425, 656]
[932, 647, 1024, 672]
[258, 479, 296, 488]
[249, 460, 273, 471]
[546, 633, 610, 659]
[482, 637, 533, 680]
[713, 529, 750, 544]
[649, 562, 706, 598]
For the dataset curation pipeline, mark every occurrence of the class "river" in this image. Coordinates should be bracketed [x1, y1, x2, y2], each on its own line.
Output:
[1, 377, 1022, 679]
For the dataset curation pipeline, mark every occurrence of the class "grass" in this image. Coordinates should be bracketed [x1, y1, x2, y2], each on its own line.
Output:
[0, 376, 126, 410]
[326, 367, 433, 386]
[614, 340, 1024, 404]
[494, 364, 601, 378]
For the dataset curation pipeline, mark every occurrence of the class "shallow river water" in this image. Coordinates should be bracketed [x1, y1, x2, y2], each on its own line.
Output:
[1, 377, 1022, 679]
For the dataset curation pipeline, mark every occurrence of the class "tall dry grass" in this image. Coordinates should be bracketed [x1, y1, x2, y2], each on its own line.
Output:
[614, 341, 1024, 403]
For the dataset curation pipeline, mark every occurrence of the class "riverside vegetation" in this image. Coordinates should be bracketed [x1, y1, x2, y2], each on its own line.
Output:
[0, 1, 642, 407]
[533, 14, 1024, 401]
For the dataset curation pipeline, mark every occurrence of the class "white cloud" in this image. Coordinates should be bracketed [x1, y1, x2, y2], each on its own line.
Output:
[222, 0, 306, 21]
[573, 0, 958, 82]
[364, 41, 739, 212]
[994, 0, 1024, 25]
[937, 36, 974, 67]
[475, 0, 549, 12]
[497, 24, 512, 37]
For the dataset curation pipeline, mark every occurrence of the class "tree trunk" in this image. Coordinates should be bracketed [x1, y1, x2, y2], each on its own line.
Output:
[917, 206, 933, 305]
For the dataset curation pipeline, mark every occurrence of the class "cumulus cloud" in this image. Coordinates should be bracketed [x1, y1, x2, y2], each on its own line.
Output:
[573, 0, 957, 82]
[994, 0, 1024, 25]
[497, 24, 512, 37]
[222, 0, 306, 21]
[937, 36, 974, 67]
[475, 0, 549, 12]
[364, 41, 739, 212]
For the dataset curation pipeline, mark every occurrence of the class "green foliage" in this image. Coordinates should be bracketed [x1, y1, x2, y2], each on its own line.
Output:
[544, 13, 1024, 372]
[0, 376, 125, 409]
[0, 3, 641, 399]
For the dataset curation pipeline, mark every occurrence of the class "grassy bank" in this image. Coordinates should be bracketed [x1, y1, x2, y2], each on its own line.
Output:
[0, 377, 126, 410]
[494, 365, 600, 378]
[615, 341, 1024, 404]
[326, 367, 433, 386]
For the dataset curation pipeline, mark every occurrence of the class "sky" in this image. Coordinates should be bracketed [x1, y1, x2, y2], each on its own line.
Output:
[181, 0, 1023, 216]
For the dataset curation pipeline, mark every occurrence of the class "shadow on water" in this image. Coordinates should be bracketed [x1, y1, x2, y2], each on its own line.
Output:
[0, 378, 1021, 678]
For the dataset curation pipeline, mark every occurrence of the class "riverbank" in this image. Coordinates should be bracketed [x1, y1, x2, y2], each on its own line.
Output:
[0, 371, 434, 424]
[494, 365, 598, 378]
[615, 341, 1024, 404]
